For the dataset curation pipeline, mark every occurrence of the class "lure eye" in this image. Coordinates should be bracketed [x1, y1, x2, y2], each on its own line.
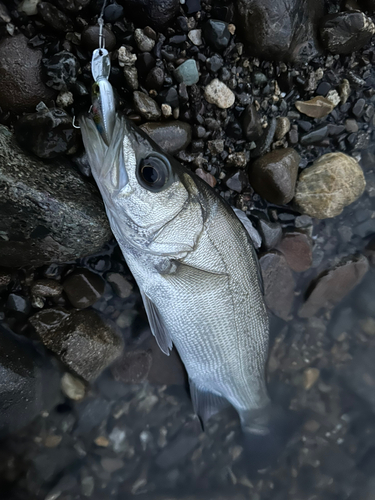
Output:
[137, 155, 170, 191]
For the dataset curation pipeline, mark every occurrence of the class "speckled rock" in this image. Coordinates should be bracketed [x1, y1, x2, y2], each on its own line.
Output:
[133, 91, 161, 120]
[249, 148, 300, 205]
[294, 153, 366, 219]
[63, 269, 105, 309]
[31, 280, 63, 298]
[0, 125, 111, 268]
[42, 51, 80, 91]
[140, 121, 192, 155]
[0, 34, 55, 112]
[29, 308, 124, 381]
[299, 255, 369, 318]
[204, 79, 235, 109]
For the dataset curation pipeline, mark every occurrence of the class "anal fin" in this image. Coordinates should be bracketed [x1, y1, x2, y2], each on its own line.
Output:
[189, 379, 230, 425]
[140, 291, 172, 356]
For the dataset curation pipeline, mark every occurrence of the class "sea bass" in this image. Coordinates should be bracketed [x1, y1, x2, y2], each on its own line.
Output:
[80, 110, 272, 435]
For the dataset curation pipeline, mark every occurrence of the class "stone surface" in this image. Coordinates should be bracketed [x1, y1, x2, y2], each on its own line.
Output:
[275, 117, 291, 140]
[295, 96, 334, 118]
[81, 25, 116, 52]
[63, 269, 105, 309]
[133, 91, 161, 120]
[174, 59, 199, 86]
[0, 126, 111, 268]
[107, 273, 133, 299]
[225, 170, 248, 193]
[140, 121, 192, 155]
[249, 148, 300, 205]
[259, 251, 295, 321]
[203, 19, 231, 51]
[122, 0, 180, 29]
[42, 51, 80, 91]
[276, 232, 313, 272]
[0, 34, 55, 112]
[30, 308, 124, 381]
[242, 103, 263, 141]
[204, 79, 235, 109]
[300, 125, 329, 146]
[134, 28, 155, 52]
[319, 11, 375, 55]
[257, 220, 282, 250]
[294, 153, 366, 219]
[145, 66, 164, 90]
[37, 2, 73, 31]
[299, 255, 369, 318]
[111, 350, 152, 383]
[235, 0, 324, 63]
[15, 107, 79, 159]
[61, 372, 85, 401]
[31, 279, 63, 298]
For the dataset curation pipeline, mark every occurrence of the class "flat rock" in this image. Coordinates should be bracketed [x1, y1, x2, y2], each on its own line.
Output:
[63, 269, 105, 309]
[0, 126, 111, 268]
[235, 0, 324, 63]
[276, 231, 313, 272]
[295, 96, 334, 118]
[30, 308, 124, 381]
[249, 148, 300, 205]
[140, 121, 192, 155]
[0, 34, 55, 112]
[259, 251, 295, 321]
[204, 79, 235, 109]
[299, 254, 369, 318]
[294, 153, 366, 219]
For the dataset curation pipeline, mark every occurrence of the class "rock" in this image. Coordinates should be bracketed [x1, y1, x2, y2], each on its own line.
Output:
[56, 90, 74, 108]
[242, 103, 263, 141]
[203, 19, 231, 51]
[81, 25, 116, 52]
[145, 66, 164, 90]
[61, 372, 85, 401]
[299, 255, 369, 318]
[134, 28, 155, 52]
[185, 0, 201, 14]
[339, 78, 351, 104]
[156, 87, 179, 108]
[206, 54, 224, 73]
[345, 118, 358, 133]
[161, 104, 172, 117]
[352, 98, 366, 118]
[249, 148, 300, 205]
[124, 66, 139, 90]
[295, 96, 334, 118]
[54, 0, 90, 11]
[300, 125, 329, 145]
[204, 79, 235, 109]
[111, 350, 152, 383]
[188, 29, 202, 46]
[303, 367, 320, 390]
[342, 348, 375, 413]
[133, 91, 161, 120]
[0, 34, 55, 112]
[235, 0, 324, 63]
[0, 125, 111, 268]
[15, 107, 79, 159]
[252, 117, 277, 158]
[6, 294, 31, 317]
[0, 324, 60, 438]
[294, 153, 366, 219]
[174, 59, 200, 86]
[257, 219, 282, 250]
[259, 251, 295, 320]
[31, 279, 63, 298]
[37, 2, 74, 31]
[63, 269, 105, 309]
[140, 121, 192, 155]
[19, 0, 40, 16]
[195, 168, 217, 188]
[107, 273, 133, 298]
[319, 11, 375, 55]
[104, 0, 124, 21]
[155, 424, 200, 469]
[276, 232, 313, 272]
[29, 308, 123, 381]
[122, 0, 179, 29]
[275, 117, 291, 141]
[226, 152, 247, 168]
[225, 170, 248, 193]
[42, 51, 80, 91]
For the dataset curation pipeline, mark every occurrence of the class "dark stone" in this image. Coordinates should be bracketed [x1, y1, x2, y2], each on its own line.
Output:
[352, 98, 366, 118]
[0, 126, 111, 268]
[133, 91, 161, 120]
[54, 0, 90, 11]
[42, 50, 80, 91]
[0, 324, 60, 438]
[316, 81, 332, 96]
[140, 121, 192, 155]
[81, 25, 116, 52]
[104, 1, 124, 22]
[252, 71, 268, 87]
[252, 117, 277, 158]
[136, 52, 156, 76]
[300, 125, 329, 145]
[249, 148, 300, 205]
[329, 307, 355, 340]
[32, 450, 78, 483]
[276, 231, 313, 272]
[319, 445, 355, 478]
[185, 0, 201, 14]
[6, 294, 31, 316]
[63, 269, 105, 309]
[169, 34, 187, 45]
[319, 11, 375, 55]
[111, 350, 152, 383]
[107, 273, 133, 298]
[0, 34, 55, 113]
[206, 54, 224, 73]
[75, 397, 112, 434]
[235, 0, 324, 63]
[242, 103, 263, 141]
[155, 423, 200, 468]
[156, 87, 179, 108]
[37, 2, 74, 32]
[203, 19, 231, 51]
[145, 66, 165, 90]
[257, 219, 282, 250]
[29, 308, 123, 381]
[31, 279, 63, 298]
[15, 107, 79, 160]
[121, 0, 180, 29]
[225, 170, 248, 193]
[342, 348, 375, 414]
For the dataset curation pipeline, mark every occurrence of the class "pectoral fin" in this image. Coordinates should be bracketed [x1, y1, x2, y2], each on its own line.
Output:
[140, 291, 172, 356]
[189, 379, 230, 425]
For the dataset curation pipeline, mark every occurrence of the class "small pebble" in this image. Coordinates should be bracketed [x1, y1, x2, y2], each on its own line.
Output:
[134, 28, 155, 52]
[61, 372, 85, 401]
[204, 79, 235, 109]
[275, 117, 291, 140]
[188, 29, 202, 45]
[295, 96, 334, 118]
[133, 91, 161, 120]
[174, 59, 199, 86]
[303, 368, 320, 390]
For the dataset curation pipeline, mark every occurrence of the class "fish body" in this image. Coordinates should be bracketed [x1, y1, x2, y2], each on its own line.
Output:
[80, 113, 271, 434]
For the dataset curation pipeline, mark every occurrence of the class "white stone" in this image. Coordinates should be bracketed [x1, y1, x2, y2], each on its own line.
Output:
[117, 46, 137, 67]
[326, 89, 340, 107]
[19, 0, 40, 16]
[161, 103, 172, 117]
[56, 91, 74, 108]
[134, 28, 155, 52]
[204, 79, 235, 109]
[188, 29, 202, 46]
[61, 372, 85, 401]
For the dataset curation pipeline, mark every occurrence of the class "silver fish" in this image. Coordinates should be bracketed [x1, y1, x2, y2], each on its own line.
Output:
[80, 111, 272, 435]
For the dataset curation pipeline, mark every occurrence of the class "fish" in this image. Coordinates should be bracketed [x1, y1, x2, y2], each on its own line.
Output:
[80, 110, 273, 436]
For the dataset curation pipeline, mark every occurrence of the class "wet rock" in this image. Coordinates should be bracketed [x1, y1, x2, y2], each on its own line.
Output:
[259, 251, 295, 320]
[30, 308, 123, 381]
[107, 273, 133, 298]
[42, 51, 80, 91]
[15, 107, 79, 159]
[342, 348, 375, 413]
[0, 324, 60, 438]
[134, 28, 155, 52]
[61, 372, 85, 401]
[319, 11, 375, 55]
[174, 59, 200, 86]
[295, 96, 334, 118]
[0, 125, 111, 268]
[345, 118, 358, 133]
[111, 350, 152, 383]
[235, 0, 324, 63]
[156, 87, 179, 108]
[225, 170, 248, 193]
[81, 25, 116, 52]
[206, 54, 224, 73]
[300, 125, 329, 145]
[294, 153, 366, 219]
[122, 0, 179, 29]
[6, 294, 31, 317]
[0, 34, 55, 112]
[133, 91, 161, 120]
[19, 0, 39, 16]
[276, 232, 313, 272]
[188, 29, 202, 46]
[31, 279, 63, 298]
[252, 117, 277, 158]
[104, 0, 124, 21]
[37, 2, 74, 32]
[204, 79, 235, 109]
[303, 367, 320, 390]
[258, 219, 282, 250]
[249, 148, 300, 205]
[145, 66, 164, 90]
[55, 0, 90, 12]
[275, 117, 291, 141]
[242, 103, 263, 141]
[195, 168, 217, 188]
[203, 19, 231, 51]
[140, 121, 192, 156]
[352, 98, 366, 118]
[63, 269, 105, 309]
[299, 254, 369, 318]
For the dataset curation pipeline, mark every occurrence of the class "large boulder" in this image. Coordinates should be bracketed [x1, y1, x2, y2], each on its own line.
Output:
[235, 0, 325, 63]
[0, 126, 112, 268]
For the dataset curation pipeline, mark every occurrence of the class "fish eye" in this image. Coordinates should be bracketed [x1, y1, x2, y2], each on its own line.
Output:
[137, 155, 170, 191]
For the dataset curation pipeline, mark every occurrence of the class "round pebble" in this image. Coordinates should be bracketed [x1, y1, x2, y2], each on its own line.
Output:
[204, 79, 235, 109]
